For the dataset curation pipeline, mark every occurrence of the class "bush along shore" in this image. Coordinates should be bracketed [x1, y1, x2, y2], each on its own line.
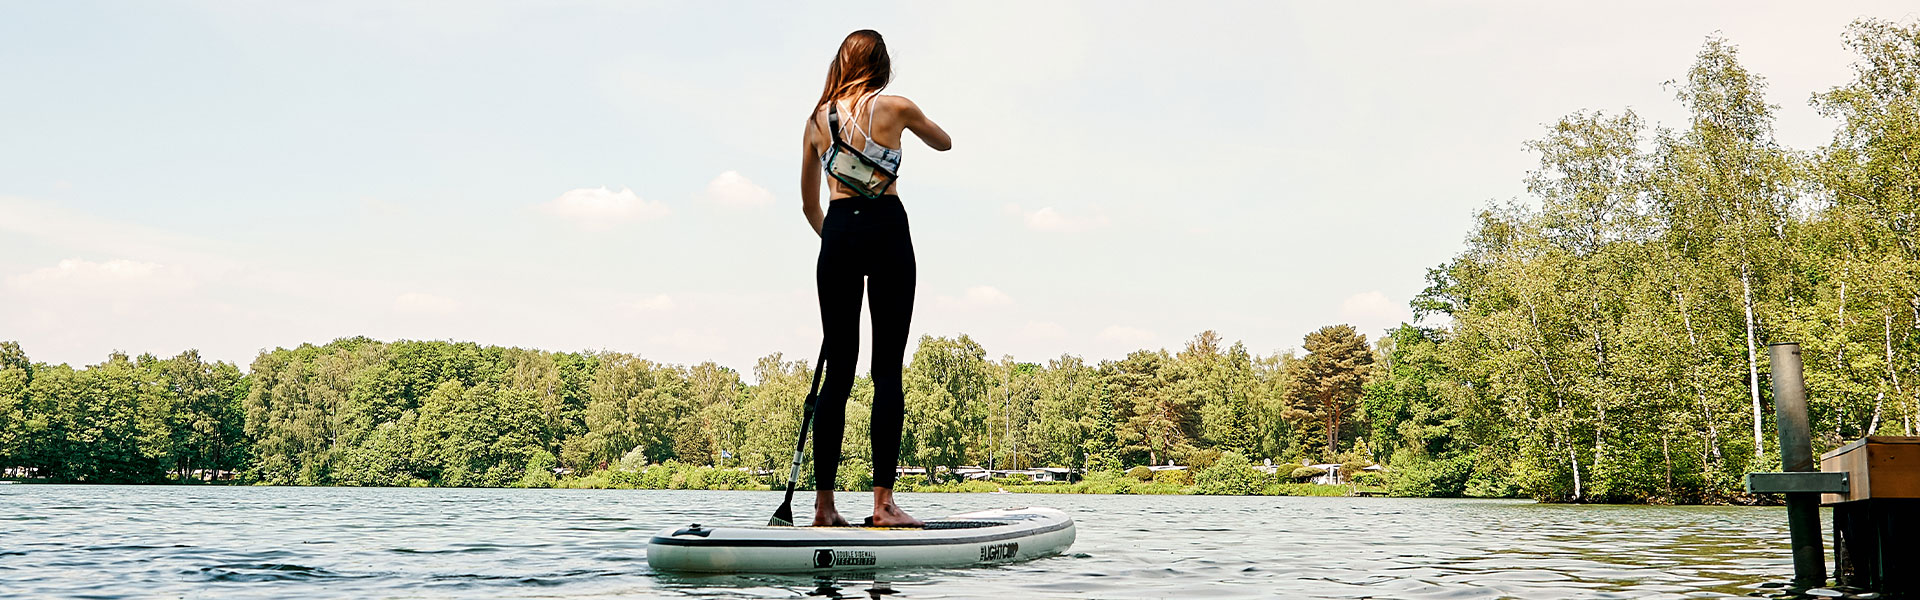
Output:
[543, 451, 1372, 497]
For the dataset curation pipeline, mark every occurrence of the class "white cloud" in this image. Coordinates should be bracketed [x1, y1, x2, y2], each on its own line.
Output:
[5, 257, 201, 322]
[1097, 325, 1155, 346]
[962, 286, 1013, 306]
[8, 258, 191, 297]
[536, 187, 670, 230]
[0, 196, 241, 271]
[394, 292, 460, 314]
[703, 171, 776, 209]
[1338, 291, 1410, 332]
[936, 285, 1014, 310]
[627, 294, 676, 312]
[1002, 203, 1108, 233]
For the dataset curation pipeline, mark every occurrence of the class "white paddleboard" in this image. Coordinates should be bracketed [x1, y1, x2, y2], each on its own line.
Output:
[646, 506, 1076, 573]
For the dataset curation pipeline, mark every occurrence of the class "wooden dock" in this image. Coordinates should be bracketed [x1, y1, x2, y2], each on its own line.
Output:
[1819, 436, 1919, 594]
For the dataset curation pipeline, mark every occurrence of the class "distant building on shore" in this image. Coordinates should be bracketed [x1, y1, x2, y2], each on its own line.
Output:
[1298, 463, 1384, 485]
[904, 465, 1079, 483]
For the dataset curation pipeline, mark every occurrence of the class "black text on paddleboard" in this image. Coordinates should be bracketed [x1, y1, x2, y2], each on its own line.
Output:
[813, 549, 877, 568]
[980, 542, 1019, 562]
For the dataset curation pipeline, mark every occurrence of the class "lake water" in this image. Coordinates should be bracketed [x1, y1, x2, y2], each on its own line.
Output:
[1, 485, 1822, 599]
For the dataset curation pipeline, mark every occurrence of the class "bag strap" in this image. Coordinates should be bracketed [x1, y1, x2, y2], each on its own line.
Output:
[828, 99, 879, 151]
[827, 102, 846, 146]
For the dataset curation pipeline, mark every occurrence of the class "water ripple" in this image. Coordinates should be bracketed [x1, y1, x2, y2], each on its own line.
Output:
[0, 486, 1830, 599]
[196, 562, 360, 582]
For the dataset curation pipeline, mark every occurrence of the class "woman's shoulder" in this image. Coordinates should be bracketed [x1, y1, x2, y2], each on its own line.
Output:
[807, 94, 917, 123]
[873, 94, 923, 120]
[874, 94, 917, 109]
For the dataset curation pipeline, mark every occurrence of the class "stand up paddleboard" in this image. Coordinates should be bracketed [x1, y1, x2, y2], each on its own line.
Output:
[647, 506, 1075, 573]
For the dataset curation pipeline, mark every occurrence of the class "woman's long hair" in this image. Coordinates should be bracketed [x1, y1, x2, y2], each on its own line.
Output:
[814, 30, 890, 114]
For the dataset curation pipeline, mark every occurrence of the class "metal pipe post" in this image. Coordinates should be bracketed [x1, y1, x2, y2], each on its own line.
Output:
[1769, 342, 1826, 588]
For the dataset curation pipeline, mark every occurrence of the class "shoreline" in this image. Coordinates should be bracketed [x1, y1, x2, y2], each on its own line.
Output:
[0, 476, 1370, 497]
[1, 480, 1794, 507]
[4, 478, 1790, 506]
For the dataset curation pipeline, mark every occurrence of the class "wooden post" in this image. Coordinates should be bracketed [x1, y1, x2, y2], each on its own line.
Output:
[1768, 342, 1826, 588]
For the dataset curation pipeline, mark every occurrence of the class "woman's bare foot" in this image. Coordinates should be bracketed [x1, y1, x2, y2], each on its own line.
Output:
[813, 489, 851, 527]
[869, 486, 923, 527]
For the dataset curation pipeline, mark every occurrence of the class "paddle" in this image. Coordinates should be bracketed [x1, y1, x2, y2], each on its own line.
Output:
[769, 344, 829, 526]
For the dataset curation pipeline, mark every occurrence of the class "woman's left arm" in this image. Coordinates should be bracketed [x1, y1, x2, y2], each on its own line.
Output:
[800, 115, 826, 237]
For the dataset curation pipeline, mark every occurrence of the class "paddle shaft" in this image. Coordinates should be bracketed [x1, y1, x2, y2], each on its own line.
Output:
[771, 345, 829, 526]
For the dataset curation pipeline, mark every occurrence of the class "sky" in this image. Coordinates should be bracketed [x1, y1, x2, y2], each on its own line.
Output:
[3, 1, 1917, 374]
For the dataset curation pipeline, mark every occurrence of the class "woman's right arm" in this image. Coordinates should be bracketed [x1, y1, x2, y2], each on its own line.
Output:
[800, 114, 825, 237]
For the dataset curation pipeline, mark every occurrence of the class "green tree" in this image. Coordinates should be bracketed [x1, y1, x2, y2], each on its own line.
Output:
[1033, 354, 1101, 472]
[144, 350, 247, 481]
[1655, 37, 1799, 461]
[1283, 325, 1374, 456]
[1812, 18, 1920, 439]
[903, 335, 990, 480]
[1108, 350, 1182, 466]
[413, 381, 545, 486]
[577, 353, 687, 468]
[0, 342, 37, 473]
[686, 361, 746, 466]
[1362, 325, 1456, 462]
[737, 353, 809, 484]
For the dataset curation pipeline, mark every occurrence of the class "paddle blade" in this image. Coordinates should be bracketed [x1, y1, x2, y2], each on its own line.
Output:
[769, 503, 795, 527]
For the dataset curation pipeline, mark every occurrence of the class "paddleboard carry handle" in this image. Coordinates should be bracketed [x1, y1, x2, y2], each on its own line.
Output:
[770, 341, 829, 526]
[673, 524, 711, 537]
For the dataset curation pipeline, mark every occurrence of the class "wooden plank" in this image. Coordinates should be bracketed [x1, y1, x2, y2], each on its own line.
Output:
[1820, 438, 1869, 462]
[1823, 437, 1920, 504]
[1823, 439, 1870, 504]
[1865, 437, 1920, 500]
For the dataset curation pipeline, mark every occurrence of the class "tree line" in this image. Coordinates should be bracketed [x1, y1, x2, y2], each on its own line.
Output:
[0, 328, 1378, 489]
[1373, 20, 1920, 503]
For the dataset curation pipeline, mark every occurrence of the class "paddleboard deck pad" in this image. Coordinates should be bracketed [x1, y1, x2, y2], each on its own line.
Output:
[646, 507, 1075, 573]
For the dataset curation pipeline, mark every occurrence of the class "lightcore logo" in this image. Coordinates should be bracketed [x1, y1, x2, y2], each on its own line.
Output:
[979, 542, 1019, 562]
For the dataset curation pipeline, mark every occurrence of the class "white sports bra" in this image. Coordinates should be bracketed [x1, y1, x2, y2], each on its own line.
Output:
[820, 92, 902, 174]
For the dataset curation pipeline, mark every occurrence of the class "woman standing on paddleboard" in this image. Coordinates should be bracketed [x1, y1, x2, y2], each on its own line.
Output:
[799, 29, 950, 528]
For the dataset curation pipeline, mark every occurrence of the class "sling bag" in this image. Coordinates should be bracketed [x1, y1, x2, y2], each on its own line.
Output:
[823, 101, 898, 199]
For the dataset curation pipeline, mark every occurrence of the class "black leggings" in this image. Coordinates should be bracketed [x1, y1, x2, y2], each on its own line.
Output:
[814, 195, 915, 491]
